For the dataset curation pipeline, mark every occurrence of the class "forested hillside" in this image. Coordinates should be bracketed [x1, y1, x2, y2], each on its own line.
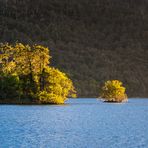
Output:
[0, 0, 148, 97]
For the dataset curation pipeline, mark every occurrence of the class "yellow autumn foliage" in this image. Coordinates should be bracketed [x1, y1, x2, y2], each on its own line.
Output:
[37, 67, 76, 104]
[100, 80, 127, 102]
[0, 43, 76, 104]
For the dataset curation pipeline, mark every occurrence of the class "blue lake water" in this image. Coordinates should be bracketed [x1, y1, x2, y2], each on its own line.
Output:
[0, 98, 148, 148]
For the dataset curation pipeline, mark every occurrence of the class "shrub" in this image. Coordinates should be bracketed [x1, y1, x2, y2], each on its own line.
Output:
[100, 80, 127, 102]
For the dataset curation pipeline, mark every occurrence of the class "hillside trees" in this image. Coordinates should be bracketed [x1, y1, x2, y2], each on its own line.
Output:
[0, 43, 76, 104]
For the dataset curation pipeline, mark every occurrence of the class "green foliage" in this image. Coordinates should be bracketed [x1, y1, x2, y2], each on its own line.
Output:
[0, 73, 21, 100]
[0, 43, 76, 104]
[100, 80, 127, 102]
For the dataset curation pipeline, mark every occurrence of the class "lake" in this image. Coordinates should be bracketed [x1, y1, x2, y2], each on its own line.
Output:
[0, 98, 148, 148]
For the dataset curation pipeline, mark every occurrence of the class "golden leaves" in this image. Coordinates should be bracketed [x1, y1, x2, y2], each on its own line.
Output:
[0, 42, 76, 104]
[100, 80, 127, 102]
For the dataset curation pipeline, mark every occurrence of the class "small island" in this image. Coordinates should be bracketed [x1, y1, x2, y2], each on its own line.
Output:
[99, 80, 128, 103]
[0, 43, 76, 104]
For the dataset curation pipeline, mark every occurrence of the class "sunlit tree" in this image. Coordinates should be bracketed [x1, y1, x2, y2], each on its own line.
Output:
[100, 80, 127, 102]
[37, 67, 76, 104]
[0, 43, 76, 104]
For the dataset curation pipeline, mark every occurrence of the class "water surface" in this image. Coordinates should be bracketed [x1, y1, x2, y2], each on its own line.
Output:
[0, 98, 148, 148]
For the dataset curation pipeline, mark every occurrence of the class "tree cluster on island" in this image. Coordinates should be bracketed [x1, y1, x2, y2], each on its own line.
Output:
[0, 43, 76, 104]
[100, 80, 127, 103]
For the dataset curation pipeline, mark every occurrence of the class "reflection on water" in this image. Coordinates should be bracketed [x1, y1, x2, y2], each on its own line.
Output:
[0, 98, 148, 148]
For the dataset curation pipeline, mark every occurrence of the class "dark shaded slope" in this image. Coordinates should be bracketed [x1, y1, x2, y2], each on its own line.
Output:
[0, 0, 148, 97]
